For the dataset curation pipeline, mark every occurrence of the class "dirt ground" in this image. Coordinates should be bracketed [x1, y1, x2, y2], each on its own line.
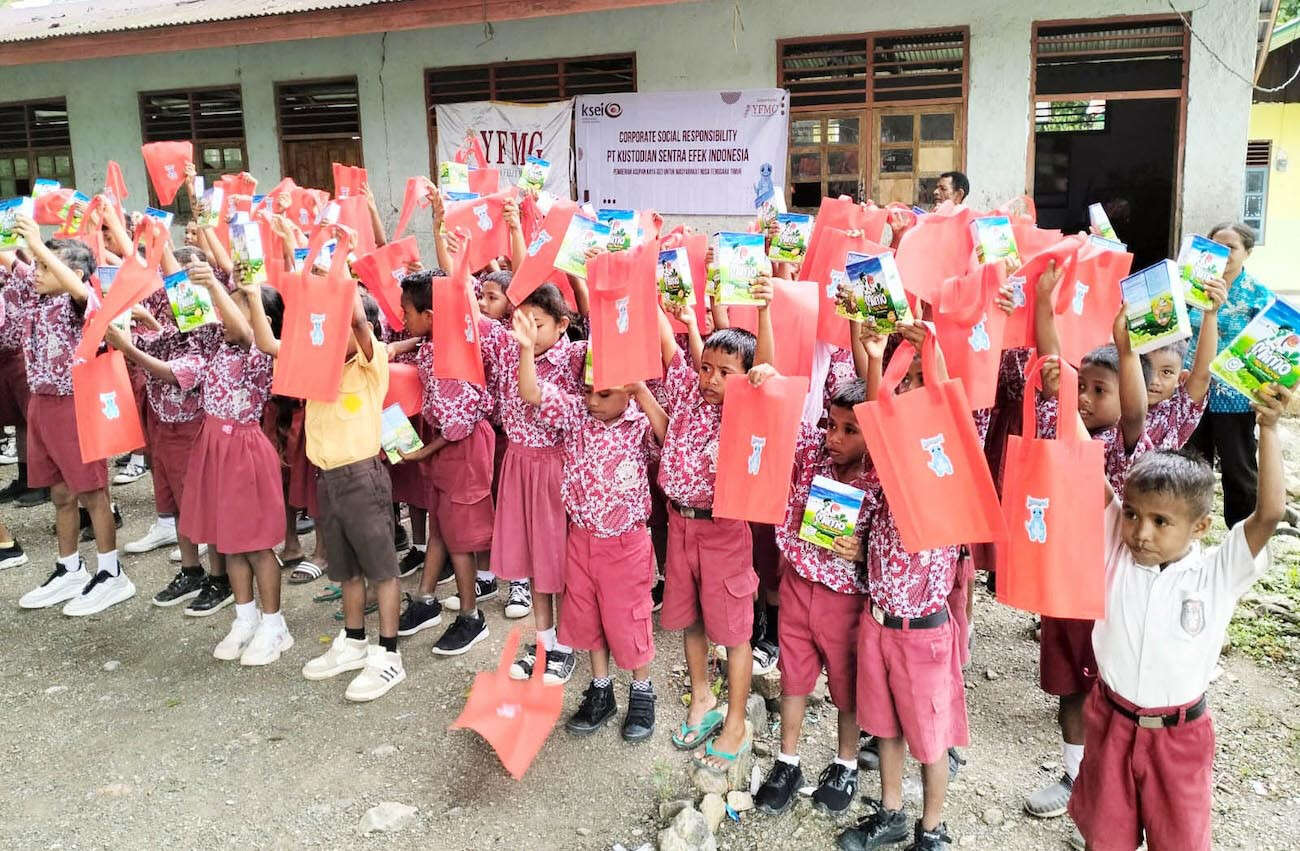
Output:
[1, 453, 1299, 851]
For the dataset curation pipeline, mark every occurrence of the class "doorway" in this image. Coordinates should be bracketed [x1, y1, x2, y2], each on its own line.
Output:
[281, 139, 364, 195]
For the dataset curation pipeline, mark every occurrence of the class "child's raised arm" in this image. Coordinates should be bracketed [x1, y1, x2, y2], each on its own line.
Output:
[104, 324, 181, 387]
[239, 278, 280, 357]
[1185, 277, 1226, 403]
[630, 381, 668, 444]
[1112, 307, 1148, 451]
[191, 261, 252, 348]
[512, 310, 542, 406]
[15, 215, 91, 304]
[429, 190, 454, 273]
[752, 275, 775, 367]
[1243, 384, 1290, 555]
[362, 183, 388, 248]
[662, 300, 703, 365]
[350, 289, 374, 361]
[504, 197, 526, 272]
[1033, 259, 1063, 359]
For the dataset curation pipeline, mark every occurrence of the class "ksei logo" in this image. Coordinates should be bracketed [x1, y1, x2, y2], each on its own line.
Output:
[580, 101, 623, 119]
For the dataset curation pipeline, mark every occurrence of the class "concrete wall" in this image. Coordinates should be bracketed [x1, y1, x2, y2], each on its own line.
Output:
[1247, 102, 1300, 293]
[0, 0, 1257, 248]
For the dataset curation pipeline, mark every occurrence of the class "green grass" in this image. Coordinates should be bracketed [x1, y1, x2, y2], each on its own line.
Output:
[1228, 560, 1300, 665]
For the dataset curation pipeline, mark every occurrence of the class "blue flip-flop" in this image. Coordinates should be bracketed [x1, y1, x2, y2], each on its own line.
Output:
[671, 709, 724, 750]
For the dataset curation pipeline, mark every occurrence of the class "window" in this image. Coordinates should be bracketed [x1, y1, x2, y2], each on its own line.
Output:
[1034, 19, 1186, 97]
[0, 98, 74, 197]
[274, 78, 363, 194]
[1034, 99, 1107, 133]
[1244, 140, 1271, 243]
[140, 87, 247, 217]
[425, 53, 636, 107]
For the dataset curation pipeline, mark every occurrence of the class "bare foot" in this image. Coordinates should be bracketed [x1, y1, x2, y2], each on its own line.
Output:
[693, 720, 749, 772]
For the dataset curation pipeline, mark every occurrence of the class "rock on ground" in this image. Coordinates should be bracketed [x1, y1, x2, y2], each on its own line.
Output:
[358, 801, 416, 835]
[657, 805, 717, 851]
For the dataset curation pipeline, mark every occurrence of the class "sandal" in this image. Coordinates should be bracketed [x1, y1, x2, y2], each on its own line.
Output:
[313, 584, 342, 603]
[333, 601, 379, 621]
[671, 708, 724, 751]
[691, 736, 752, 774]
[288, 560, 323, 585]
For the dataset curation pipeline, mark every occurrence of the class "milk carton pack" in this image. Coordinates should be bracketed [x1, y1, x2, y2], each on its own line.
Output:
[1120, 259, 1192, 356]
[798, 475, 867, 551]
[1210, 296, 1299, 399]
[1176, 234, 1230, 311]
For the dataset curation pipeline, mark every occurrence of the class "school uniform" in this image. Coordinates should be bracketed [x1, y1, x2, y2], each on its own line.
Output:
[856, 479, 966, 765]
[305, 334, 398, 584]
[657, 349, 757, 648]
[480, 319, 586, 594]
[379, 327, 431, 512]
[774, 424, 870, 708]
[1069, 501, 1269, 851]
[1144, 385, 1207, 451]
[538, 383, 658, 670]
[416, 339, 495, 554]
[0, 262, 37, 428]
[176, 342, 285, 553]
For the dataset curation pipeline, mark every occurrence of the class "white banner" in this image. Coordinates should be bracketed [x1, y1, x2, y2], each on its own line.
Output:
[574, 89, 789, 215]
[434, 100, 573, 196]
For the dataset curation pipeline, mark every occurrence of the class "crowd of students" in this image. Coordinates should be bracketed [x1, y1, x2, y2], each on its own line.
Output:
[0, 159, 1291, 851]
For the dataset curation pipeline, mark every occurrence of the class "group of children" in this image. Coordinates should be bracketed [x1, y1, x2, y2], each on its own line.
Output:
[0, 158, 1290, 851]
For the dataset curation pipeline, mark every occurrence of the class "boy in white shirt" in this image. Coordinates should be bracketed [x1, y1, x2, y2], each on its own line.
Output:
[1069, 382, 1291, 851]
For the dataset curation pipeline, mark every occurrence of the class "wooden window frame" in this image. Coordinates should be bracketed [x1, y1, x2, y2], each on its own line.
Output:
[787, 112, 867, 212]
[139, 85, 248, 214]
[0, 97, 75, 195]
[274, 76, 364, 141]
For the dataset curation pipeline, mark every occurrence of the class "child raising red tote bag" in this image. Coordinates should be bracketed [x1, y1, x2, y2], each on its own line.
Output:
[272, 226, 359, 402]
[141, 141, 193, 205]
[331, 163, 367, 199]
[854, 334, 1005, 551]
[431, 233, 487, 388]
[771, 278, 820, 379]
[444, 191, 512, 273]
[932, 262, 1010, 411]
[893, 206, 976, 305]
[76, 216, 167, 361]
[1053, 238, 1132, 366]
[509, 200, 577, 305]
[587, 242, 663, 392]
[714, 373, 809, 525]
[72, 349, 146, 463]
[996, 355, 1106, 619]
[1001, 237, 1080, 350]
[352, 237, 419, 332]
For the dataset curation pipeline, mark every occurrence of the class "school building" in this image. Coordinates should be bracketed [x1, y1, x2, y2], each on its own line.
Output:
[0, 0, 1279, 271]
[1248, 15, 1299, 293]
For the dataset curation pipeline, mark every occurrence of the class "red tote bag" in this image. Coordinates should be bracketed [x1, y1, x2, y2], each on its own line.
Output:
[587, 242, 663, 392]
[72, 350, 147, 463]
[468, 167, 501, 195]
[996, 355, 1107, 619]
[352, 237, 419, 332]
[894, 206, 976, 305]
[771, 278, 820, 379]
[803, 227, 890, 349]
[272, 227, 359, 402]
[1002, 237, 1080, 350]
[76, 216, 167, 361]
[509, 200, 578, 305]
[34, 188, 75, 226]
[385, 362, 424, 416]
[331, 163, 367, 199]
[431, 233, 487, 388]
[104, 161, 129, 221]
[333, 195, 377, 255]
[444, 191, 512, 273]
[854, 335, 1005, 551]
[932, 262, 1010, 411]
[140, 141, 193, 205]
[1054, 239, 1132, 366]
[392, 176, 435, 242]
[714, 373, 809, 524]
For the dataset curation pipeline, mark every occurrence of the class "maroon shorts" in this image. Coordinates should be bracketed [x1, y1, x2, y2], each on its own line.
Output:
[147, 416, 202, 516]
[1040, 616, 1098, 696]
[855, 607, 969, 765]
[659, 509, 756, 648]
[284, 404, 319, 517]
[778, 568, 865, 710]
[751, 522, 782, 592]
[1069, 683, 1213, 851]
[180, 417, 285, 554]
[428, 420, 496, 554]
[0, 352, 29, 427]
[129, 365, 148, 452]
[490, 443, 566, 593]
[948, 549, 975, 669]
[559, 523, 656, 670]
[26, 394, 108, 494]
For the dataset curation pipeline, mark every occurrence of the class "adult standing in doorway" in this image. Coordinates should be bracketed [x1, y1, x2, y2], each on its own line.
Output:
[932, 171, 969, 209]
[1186, 221, 1274, 528]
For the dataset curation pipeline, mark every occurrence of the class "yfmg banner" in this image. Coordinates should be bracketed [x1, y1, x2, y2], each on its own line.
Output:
[434, 100, 573, 196]
[574, 89, 789, 215]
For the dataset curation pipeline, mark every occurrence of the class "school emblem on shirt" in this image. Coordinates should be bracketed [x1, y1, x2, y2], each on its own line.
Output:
[968, 313, 991, 352]
[473, 203, 492, 232]
[615, 296, 630, 333]
[1072, 281, 1090, 316]
[526, 230, 552, 257]
[99, 391, 121, 421]
[341, 393, 362, 414]
[1180, 597, 1206, 636]
[1025, 496, 1049, 543]
[920, 434, 954, 477]
[309, 313, 327, 346]
[747, 435, 767, 475]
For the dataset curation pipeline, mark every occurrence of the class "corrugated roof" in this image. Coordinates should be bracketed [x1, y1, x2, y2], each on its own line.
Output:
[0, 0, 401, 44]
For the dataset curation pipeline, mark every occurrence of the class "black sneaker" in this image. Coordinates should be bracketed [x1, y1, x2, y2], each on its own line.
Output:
[622, 685, 656, 743]
[947, 748, 965, 780]
[431, 611, 488, 656]
[858, 734, 880, 771]
[78, 503, 123, 542]
[114, 453, 132, 468]
[837, 800, 910, 851]
[15, 487, 49, 507]
[445, 576, 499, 612]
[295, 512, 315, 535]
[565, 680, 616, 736]
[903, 820, 951, 851]
[152, 568, 205, 607]
[755, 759, 804, 815]
[651, 577, 664, 613]
[397, 593, 443, 636]
[752, 638, 779, 675]
[436, 559, 455, 586]
[0, 478, 27, 503]
[543, 647, 576, 685]
[509, 643, 538, 679]
[183, 574, 234, 617]
[393, 523, 410, 552]
[813, 762, 859, 814]
[0, 540, 28, 570]
[397, 548, 425, 578]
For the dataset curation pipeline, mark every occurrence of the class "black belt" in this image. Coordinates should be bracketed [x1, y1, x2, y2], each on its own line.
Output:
[671, 501, 712, 520]
[1103, 686, 1207, 729]
[871, 604, 949, 630]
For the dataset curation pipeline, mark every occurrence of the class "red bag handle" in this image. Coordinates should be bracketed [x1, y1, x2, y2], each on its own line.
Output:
[393, 176, 435, 243]
[939, 262, 1006, 328]
[1021, 352, 1082, 442]
[878, 329, 939, 398]
[301, 223, 356, 286]
[885, 202, 917, 231]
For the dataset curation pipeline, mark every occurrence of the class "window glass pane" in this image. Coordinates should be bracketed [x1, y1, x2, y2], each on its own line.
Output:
[0, 159, 12, 178]
[792, 152, 822, 180]
[920, 113, 955, 141]
[828, 149, 859, 176]
[36, 156, 53, 174]
[791, 182, 822, 209]
[791, 119, 820, 145]
[14, 158, 29, 178]
[55, 156, 71, 176]
[880, 115, 913, 143]
[1245, 169, 1265, 194]
[224, 148, 243, 169]
[881, 148, 913, 173]
[827, 179, 859, 200]
[0, 180, 15, 197]
[1243, 195, 1263, 217]
[203, 147, 223, 169]
[826, 117, 859, 144]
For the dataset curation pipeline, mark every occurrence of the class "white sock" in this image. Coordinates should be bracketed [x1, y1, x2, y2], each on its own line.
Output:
[554, 641, 573, 654]
[262, 610, 286, 632]
[234, 601, 259, 627]
[96, 550, 120, 577]
[477, 570, 496, 581]
[778, 752, 800, 766]
[58, 553, 81, 572]
[834, 756, 856, 770]
[157, 515, 176, 529]
[1063, 741, 1084, 780]
[538, 627, 556, 651]
[130, 453, 145, 467]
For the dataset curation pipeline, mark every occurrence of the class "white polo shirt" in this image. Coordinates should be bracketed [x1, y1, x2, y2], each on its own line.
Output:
[1093, 498, 1270, 709]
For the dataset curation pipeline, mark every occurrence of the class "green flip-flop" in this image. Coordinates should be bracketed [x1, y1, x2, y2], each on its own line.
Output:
[332, 601, 379, 621]
[690, 736, 752, 774]
[671, 708, 724, 750]
[312, 584, 342, 603]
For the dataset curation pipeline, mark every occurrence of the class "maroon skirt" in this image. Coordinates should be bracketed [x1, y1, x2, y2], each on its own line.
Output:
[180, 416, 286, 555]
[489, 443, 566, 592]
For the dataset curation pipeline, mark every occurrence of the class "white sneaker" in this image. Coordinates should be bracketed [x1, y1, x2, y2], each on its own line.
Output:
[214, 617, 260, 661]
[112, 462, 149, 485]
[345, 645, 406, 702]
[504, 580, 533, 619]
[169, 544, 209, 563]
[19, 562, 89, 609]
[240, 620, 294, 666]
[0, 438, 17, 465]
[302, 630, 369, 680]
[125, 520, 179, 554]
[62, 570, 137, 616]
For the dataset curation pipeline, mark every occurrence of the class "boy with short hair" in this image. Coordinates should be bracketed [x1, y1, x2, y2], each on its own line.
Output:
[1070, 383, 1290, 851]
[1141, 276, 1223, 449]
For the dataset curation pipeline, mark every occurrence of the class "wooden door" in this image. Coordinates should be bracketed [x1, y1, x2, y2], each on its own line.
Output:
[281, 139, 363, 193]
[871, 106, 962, 207]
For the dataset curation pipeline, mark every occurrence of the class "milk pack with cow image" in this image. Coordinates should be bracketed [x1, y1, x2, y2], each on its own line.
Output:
[164, 269, 218, 333]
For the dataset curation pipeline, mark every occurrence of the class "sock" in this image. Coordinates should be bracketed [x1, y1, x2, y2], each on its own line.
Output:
[418, 592, 437, 604]
[554, 641, 573, 655]
[157, 514, 176, 529]
[345, 626, 366, 642]
[592, 676, 612, 688]
[477, 570, 496, 581]
[0, 539, 13, 549]
[379, 635, 398, 653]
[777, 752, 800, 766]
[538, 627, 557, 651]
[764, 602, 780, 643]
[96, 550, 120, 577]
[234, 601, 259, 626]
[130, 453, 145, 468]
[1063, 741, 1084, 780]
[58, 553, 80, 572]
[834, 756, 857, 770]
[631, 678, 653, 692]
[262, 610, 286, 632]
[181, 564, 204, 576]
